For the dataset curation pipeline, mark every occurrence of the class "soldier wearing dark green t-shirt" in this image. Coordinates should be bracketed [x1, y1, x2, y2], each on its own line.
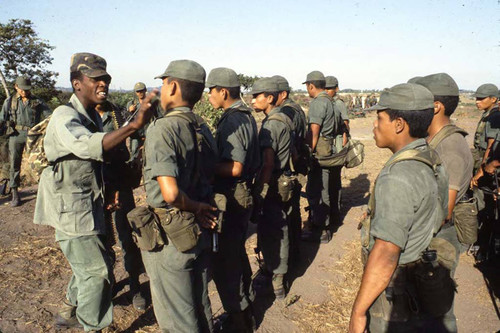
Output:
[302, 71, 342, 243]
[252, 77, 295, 299]
[141, 60, 217, 332]
[0, 76, 51, 206]
[206, 67, 259, 331]
[350, 83, 448, 333]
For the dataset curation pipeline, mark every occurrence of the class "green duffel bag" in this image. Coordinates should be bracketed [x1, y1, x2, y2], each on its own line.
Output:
[127, 206, 166, 251]
[315, 139, 365, 168]
[453, 198, 478, 245]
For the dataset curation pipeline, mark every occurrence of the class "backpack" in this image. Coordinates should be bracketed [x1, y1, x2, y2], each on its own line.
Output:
[25, 116, 51, 182]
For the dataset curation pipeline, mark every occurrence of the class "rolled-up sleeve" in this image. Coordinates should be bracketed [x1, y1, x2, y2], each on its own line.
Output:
[146, 123, 179, 179]
[308, 98, 326, 126]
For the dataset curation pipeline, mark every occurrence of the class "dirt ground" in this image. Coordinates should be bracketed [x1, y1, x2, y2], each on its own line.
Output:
[1, 109, 499, 332]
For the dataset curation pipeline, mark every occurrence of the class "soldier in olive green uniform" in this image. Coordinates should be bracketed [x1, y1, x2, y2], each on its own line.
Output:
[0, 76, 51, 206]
[34, 53, 156, 331]
[141, 60, 217, 332]
[252, 77, 295, 299]
[302, 71, 342, 243]
[95, 101, 146, 310]
[350, 83, 448, 333]
[415, 73, 474, 331]
[273, 75, 306, 263]
[206, 67, 260, 331]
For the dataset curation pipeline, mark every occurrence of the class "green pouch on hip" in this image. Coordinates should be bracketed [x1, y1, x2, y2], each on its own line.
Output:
[159, 209, 200, 252]
[127, 206, 165, 251]
[315, 136, 333, 157]
[277, 173, 297, 203]
[453, 199, 478, 245]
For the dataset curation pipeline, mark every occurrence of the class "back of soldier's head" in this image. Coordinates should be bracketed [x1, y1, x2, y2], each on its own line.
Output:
[414, 73, 459, 117]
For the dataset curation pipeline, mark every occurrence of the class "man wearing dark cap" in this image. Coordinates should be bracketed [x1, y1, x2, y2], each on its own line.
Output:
[252, 77, 295, 299]
[415, 73, 474, 331]
[34, 52, 157, 331]
[206, 67, 259, 331]
[302, 71, 343, 243]
[349, 83, 448, 333]
[0, 76, 51, 206]
[141, 59, 217, 332]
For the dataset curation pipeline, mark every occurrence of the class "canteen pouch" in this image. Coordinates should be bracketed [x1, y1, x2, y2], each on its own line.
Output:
[231, 182, 253, 210]
[453, 198, 478, 245]
[158, 209, 201, 253]
[127, 206, 165, 251]
[276, 173, 296, 203]
[315, 136, 334, 157]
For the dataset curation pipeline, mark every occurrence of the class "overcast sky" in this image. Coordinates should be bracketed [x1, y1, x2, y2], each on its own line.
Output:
[1, 0, 499, 91]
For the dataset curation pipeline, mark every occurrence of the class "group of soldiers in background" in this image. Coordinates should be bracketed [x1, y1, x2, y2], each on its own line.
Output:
[1, 52, 499, 333]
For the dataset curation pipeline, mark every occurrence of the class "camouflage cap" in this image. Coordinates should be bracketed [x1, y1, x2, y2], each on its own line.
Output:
[272, 75, 290, 92]
[366, 83, 434, 111]
[325, 76, 339, 89]
[134, 82, 146, 92]
[415, 73, 459, 97]
[70, 52, 110, 79]
[15, 76, 31, 90]
[475, 83, 499, 98]
[155, 59, 206, 84]
[302, 71, 325, 84]
[206, 67, 240, 88]
[407, 76, 422, 84]
[251, 77, 279, 95]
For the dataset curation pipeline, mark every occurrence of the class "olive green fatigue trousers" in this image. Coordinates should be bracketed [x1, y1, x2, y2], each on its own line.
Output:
[8, 129, 27, 188]
[58, 234, 113, 331]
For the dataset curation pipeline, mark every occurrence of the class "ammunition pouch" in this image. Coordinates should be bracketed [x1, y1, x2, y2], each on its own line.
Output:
[453, 197, 478, 245]
[156, 207, 201, 253]
[127, 206, 165, 251]
[229, 181, 253, 211]
[471, 147, 484, 172]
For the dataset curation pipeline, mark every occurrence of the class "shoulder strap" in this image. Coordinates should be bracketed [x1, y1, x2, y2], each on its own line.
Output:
[267, 112, 295, 132]
[428, 125, 468, 149]
[386, 148, 441, 175]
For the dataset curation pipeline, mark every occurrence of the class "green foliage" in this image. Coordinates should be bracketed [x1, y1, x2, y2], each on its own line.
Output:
[238, 74, 260, 92]
[0, 19, 58, 90]
[108, 91, 135, 110]
[193, 93, 223, 133]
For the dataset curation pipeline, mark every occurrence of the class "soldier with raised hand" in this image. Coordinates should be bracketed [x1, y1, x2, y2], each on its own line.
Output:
[206, 67, 259, 332]
[349, 83, 448, 333]
[34, 52, 157, 331]
[141, 60, 217, 332]
[302, 71, 342, 243]
[415, 73, 474, 331]
[252, 77, 295, 299]
[0, 76, 51, 206]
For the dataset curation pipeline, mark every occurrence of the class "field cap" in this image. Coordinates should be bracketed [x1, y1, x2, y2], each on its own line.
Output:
[15, 76, 31, 90]
[407, 76, 422, 84]
[366, 83, 434, 111]
[272, 75, 290, 92]
[251, 77, 279, 95]
[70, 52, 110, 79]
[415, 73, 459, 97]
[134, 82, 146, 92]
[302, 71, 325, 84]
[155, 59, 206, 84]
[475, 83, 499, 98]
[206, 67, 240, 88]
[325, 76, 339, 89]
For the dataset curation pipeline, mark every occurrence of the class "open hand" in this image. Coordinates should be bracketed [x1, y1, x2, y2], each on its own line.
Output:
[130, 89, 159, 129]
[195, 202, 218, 229]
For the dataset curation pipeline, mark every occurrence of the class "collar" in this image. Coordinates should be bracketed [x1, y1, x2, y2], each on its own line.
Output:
[69, 94, 102, 130]
[267, 106, 282, 118]
[165, 106, 191, 114]
[386, 138, 427, 165]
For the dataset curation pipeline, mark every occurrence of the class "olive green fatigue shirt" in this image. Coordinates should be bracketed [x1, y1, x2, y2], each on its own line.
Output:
[368, 139, 448, 265]
[333, 96, 349, 122]
[34, 94, 107, 241]
[474, 107, 500, 151]
[281, 98, 307, 140]
[0, 94, 51, 127]
[215, 100, 260, 186]
[259, 107, 293, 173]
[144, 107, 216, 208]
[308, 91, 338, 138]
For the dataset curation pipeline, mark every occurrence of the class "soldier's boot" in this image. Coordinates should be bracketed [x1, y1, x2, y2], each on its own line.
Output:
[221, 309, 254, 333]
[10, 187, 20, 207]
[272, 274, 285, 299]
[320, 229, 332, 244]
[130, 279, 146, 311]
[55, 299, 82, 329]
[243, 306, 256, 332]
[0, 179, 7, 196]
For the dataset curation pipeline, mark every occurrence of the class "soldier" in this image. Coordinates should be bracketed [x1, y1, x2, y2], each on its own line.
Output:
[415, 73, 474, 331]
[95, 101, 146, 311]
[273, 75, 307, 262]
[302, 71, 342, 243]
[252, 77, 295, 299]
[0, 76, 51, 206]
[349, 83, 448, 333]
[33, 53, 156, 331]
[141, 60, 217, 332]
[206, 67, 259, 331]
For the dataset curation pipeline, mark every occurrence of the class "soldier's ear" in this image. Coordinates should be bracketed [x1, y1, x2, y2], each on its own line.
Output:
[394, 117, 405, 134]
[434, 101, 444, 115]
[72, 80, 80, 91]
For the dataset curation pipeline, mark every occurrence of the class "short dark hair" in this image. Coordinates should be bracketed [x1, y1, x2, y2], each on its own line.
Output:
[327, 85, 339, 90]
[385, 108, 434, 138]
[214, 86, 240, 99]
[434, 95, 459, 117]
[70, 71, 84, 92]
[263, 92, 280, 106]
[168, 77, 204, 107]
[308, 80, 326, 89]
